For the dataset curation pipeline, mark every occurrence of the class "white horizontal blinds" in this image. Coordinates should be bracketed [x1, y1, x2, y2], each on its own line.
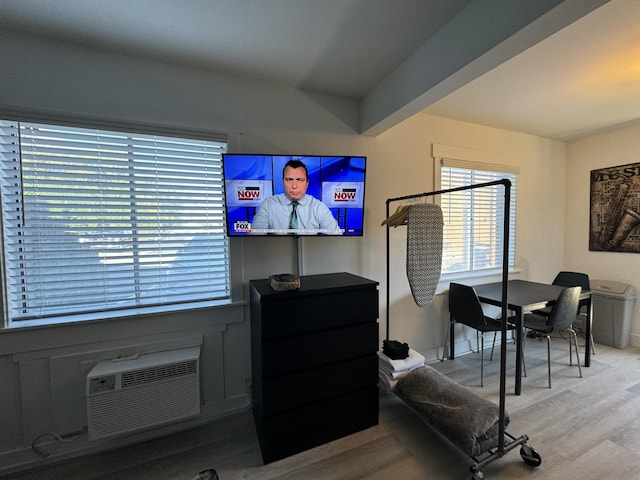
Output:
[0, 120, 229, 321]
[440, 160, 517, 275]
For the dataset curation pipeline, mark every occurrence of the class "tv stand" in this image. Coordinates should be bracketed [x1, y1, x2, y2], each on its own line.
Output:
[249, 272, 379, 463]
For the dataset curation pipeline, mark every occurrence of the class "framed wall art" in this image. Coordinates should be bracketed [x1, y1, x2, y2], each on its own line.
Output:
[590, 162, 640, 252]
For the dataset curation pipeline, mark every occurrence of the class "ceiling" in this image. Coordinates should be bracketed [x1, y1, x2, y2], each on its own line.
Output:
[0, 0, 474, 99]
[2, 0, 639, 141]
[424, 0, 640, 140]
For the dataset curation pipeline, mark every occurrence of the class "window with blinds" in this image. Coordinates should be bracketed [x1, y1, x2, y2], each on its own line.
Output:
[440, 160, 517, 275]
[0, 119, 229, 326]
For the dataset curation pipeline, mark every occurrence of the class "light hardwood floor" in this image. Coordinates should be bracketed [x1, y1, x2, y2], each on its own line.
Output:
[4, 334, 640, 480]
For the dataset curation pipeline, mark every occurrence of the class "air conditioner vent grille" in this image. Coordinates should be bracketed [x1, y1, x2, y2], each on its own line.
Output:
[121, 359, 198, 388]
[88, 375, 200, 438]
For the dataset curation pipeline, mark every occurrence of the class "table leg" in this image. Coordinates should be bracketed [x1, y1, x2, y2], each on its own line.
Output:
[449, 313, 455, 359]
[515, 308, 523, 395]
[584, 295, 592, 367]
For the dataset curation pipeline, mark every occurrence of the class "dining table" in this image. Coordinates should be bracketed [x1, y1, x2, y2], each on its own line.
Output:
[458, 279, 593, 395]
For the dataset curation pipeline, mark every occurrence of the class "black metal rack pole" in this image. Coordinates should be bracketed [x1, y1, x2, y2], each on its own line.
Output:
[384, 179, 513, 455]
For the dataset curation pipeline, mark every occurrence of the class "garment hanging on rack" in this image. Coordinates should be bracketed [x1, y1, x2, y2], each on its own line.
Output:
[381, 204, 409, 227]
[406, 203, 443, 308]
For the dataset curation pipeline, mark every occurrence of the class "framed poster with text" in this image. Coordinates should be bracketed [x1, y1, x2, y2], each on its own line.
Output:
[590, 162, 640, 252]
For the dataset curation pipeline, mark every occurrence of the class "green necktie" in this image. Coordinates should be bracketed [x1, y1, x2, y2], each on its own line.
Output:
[289, 201, 299, 229]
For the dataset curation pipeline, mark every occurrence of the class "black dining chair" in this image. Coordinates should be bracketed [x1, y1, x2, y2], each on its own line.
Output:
[523, 285, 583, 388]
[533, 271, 595, 354]
[442, 282, 516, 387]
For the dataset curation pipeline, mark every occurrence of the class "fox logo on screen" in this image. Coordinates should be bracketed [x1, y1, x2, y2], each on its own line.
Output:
[236, 185, 262, 201]
[233, 221, 252, 233]
[332, 187, 358, 203]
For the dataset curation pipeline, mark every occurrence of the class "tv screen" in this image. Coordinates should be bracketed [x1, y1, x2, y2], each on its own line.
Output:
[223, 154, 366, 236]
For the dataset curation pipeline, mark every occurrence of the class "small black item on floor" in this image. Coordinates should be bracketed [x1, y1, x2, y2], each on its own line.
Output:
[382, 339, 409, 359]
[192, 468, 218, 480]
[526, 330, 546, 340]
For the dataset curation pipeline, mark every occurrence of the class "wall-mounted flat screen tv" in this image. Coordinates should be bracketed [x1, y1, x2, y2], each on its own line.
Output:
[223, 154, 366, 236]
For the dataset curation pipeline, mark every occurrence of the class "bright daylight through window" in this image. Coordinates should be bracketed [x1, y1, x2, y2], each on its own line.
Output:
[440, 162, 517, 276]
[0, 119, 229, 327]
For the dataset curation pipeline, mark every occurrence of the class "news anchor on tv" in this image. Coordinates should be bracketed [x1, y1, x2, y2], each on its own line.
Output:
[251, 159, 342, 235]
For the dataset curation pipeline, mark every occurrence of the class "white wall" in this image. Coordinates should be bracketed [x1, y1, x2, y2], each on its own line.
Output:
[566, 124, 640, 346]
[0, 32, 372, 473]
[0, 30, 568, 473]
[373, 114, 567, 357]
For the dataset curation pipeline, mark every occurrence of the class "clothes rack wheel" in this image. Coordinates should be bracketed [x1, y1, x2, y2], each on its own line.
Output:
[470, 466, 485, 479]
[520, 443, 542, 467]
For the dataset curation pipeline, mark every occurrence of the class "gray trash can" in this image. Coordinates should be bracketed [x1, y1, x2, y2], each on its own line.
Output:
[590, 280, 636, 349]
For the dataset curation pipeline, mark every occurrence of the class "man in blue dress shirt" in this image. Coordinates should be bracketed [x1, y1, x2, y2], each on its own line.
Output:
[251, 159, 342, 234]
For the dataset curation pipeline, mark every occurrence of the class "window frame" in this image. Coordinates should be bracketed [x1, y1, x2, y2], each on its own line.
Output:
[0, 115, 231, 329]
[433, 145, 519, 280]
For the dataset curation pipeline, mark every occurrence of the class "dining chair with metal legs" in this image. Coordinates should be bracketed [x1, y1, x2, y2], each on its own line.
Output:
[533, 271, 596, 355]
[523, 286, 583, 388]
[442, 282, 516, 387]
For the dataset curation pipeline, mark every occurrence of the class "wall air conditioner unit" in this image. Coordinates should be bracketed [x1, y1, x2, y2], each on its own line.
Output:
[86, 346, 201, 440]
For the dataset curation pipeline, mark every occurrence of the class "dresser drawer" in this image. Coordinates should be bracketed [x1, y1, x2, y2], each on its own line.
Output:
[256, 385, 379, 464]
[260, 354, 378, 415]
[259, 288, 378, 339]
[261, 322, 378, 377]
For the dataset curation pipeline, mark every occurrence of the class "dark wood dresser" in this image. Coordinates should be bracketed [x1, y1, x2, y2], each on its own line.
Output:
[249, 272, 379, 463]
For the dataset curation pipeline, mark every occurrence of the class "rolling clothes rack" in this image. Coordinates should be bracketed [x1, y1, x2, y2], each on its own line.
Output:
[384, 179, 540, 478]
